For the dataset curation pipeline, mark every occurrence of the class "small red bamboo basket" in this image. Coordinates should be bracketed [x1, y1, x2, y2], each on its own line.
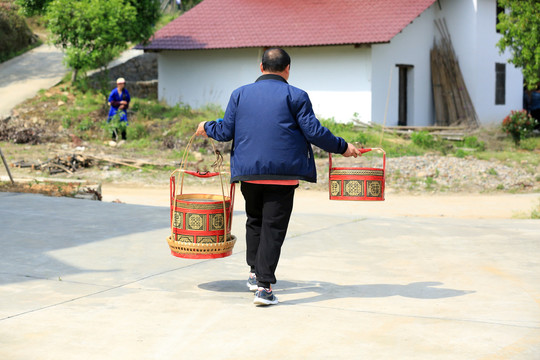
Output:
[329, 148, 386, 201]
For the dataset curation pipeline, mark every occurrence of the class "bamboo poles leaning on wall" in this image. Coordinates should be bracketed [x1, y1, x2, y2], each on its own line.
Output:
[431, 18, 479, 128]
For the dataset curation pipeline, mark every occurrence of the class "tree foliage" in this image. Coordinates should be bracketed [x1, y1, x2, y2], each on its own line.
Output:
[46, 0, 160, 81]
[125, 0, 161, 45]
[1, 1, 37, 61]
[46, 0, 136, 81]
[15, 0, 52, 16]
[496, 0, 540, 90]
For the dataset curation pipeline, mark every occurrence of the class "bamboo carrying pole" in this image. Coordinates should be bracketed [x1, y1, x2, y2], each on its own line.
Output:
[0, 147, 15, 184]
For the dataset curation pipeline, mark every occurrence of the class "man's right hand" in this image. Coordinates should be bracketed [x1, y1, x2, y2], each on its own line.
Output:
[342, 143, 361, 158]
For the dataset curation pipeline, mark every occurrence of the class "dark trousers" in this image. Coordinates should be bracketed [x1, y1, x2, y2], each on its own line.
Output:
[240, 182, 297, 288]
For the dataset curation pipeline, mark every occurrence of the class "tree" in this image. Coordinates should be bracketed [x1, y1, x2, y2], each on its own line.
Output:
[15, 0, 52, 16]
[496, 0, 540, 90]
[46, 0, 136, 82]
[46, 0, 160, 81]
[126, 0, 161, 45]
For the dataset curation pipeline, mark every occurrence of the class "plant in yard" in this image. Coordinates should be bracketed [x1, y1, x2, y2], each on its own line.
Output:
[102, 113, 127, 141]
[462, 136, 486, 151]
[46, 0, 160, 81]
[487, 168, 498, 176]
[519, 137, 539, 151]
[496, 0, 540, 90]
[411, 131, 436, 149]
[531, 199, 540, 219]
[501, 110, 538, 145]
[425, 176, 437, 190]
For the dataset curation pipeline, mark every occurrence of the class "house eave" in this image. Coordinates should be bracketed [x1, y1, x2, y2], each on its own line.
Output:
[138, 41, 390, 52]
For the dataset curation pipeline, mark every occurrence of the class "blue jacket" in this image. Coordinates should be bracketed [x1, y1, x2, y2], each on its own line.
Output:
[108, 88, 131, 123]
[205, 74, 348, 183]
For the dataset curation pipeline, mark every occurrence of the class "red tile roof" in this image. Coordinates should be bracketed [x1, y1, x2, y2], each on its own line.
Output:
[143, 0, 437, 50]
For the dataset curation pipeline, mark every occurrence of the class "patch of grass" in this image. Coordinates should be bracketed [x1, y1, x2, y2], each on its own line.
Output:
[531, 199, 540, 219]
[127, 123, 149, 140]
[519, 137, 540, 151]
[411, 131, 436, 149]
[475, 150, 540, 167]
[487, 168, 498, 176]
[319, 119, 428, 157]
[425, 176, 437, 190]
[76, 117, 94, 132]
[455, 149, 468, 158]
[461, 135, 486, 151]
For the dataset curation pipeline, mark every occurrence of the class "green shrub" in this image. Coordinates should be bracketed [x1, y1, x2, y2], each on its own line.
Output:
[502, 110, 537, 145]
[487, 168, 498, 176]
[0, 2, 39, 62]
[127, 123, 148, 140]
[102, 113, 127, 141]
[463, 136, 486, 151]
[519, 137, 539, 151]
[455, 149, 468, 158]
[76, 117, 94, 131]
[531, 200, 540, 219]
[411, 131, 436, 149]
[61, 116, 72, 129]
[425, 176, 437, 189]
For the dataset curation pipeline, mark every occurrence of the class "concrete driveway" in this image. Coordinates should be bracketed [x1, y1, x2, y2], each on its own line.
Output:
[0, 192, 539, 359]
[0, 44, 67, 116]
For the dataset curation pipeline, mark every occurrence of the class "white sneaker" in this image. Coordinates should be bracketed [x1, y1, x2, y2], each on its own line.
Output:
[253, 287, 279, 306]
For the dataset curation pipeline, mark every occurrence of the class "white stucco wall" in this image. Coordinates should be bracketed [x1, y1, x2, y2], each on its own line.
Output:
[371, 6, 436, 127]
[158, 48, 260, 109]
[371, 0, 522, 126]
[287, 46, 372, 123]
[473, 0, 523, 123]
[158, 46, 372, 123]
[433, 0, 522, 124]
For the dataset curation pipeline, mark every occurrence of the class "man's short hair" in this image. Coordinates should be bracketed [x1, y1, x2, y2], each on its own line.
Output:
[262, 48, 291, 72]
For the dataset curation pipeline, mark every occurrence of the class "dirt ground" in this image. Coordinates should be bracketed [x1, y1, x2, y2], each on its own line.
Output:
[100, 183, 540, 219]
[1, 147, 539, 219]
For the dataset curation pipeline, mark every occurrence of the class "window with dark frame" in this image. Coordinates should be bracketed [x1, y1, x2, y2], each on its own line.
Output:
[495, 63, 506, 105]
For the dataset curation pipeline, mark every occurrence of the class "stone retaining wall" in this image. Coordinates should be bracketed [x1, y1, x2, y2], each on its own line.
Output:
[88, 53, 157, 98]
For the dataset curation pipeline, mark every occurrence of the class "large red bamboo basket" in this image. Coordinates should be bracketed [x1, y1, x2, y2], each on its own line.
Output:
[329, 148, 386, 201]
[168, 169, 236, 259]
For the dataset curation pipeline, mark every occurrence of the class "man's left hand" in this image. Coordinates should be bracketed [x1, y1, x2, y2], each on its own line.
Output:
[196, 121, 208, 137]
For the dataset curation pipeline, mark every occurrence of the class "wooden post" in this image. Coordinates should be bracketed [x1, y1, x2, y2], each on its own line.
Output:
[0, 147, 15, 184]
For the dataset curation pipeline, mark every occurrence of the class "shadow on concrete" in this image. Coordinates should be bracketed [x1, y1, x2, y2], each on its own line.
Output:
[0, 193, 169, 285]
[198, 280, 475, 303]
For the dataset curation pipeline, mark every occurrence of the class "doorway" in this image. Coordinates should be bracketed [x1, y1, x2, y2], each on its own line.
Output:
[397, 64, 414, 126]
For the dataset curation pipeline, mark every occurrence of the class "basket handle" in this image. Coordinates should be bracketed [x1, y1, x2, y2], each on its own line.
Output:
[184, 170, 220, 178]
[329, 148, 386, 172]
[170, 133, 232, 242]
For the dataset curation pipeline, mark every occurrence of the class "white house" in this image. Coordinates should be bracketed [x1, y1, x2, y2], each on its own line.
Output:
[141, 0, 522, 126]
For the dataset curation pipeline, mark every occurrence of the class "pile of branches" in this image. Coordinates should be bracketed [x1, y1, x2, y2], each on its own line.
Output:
[12, 154, 94, 175]
[0, 116, 43, 144]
